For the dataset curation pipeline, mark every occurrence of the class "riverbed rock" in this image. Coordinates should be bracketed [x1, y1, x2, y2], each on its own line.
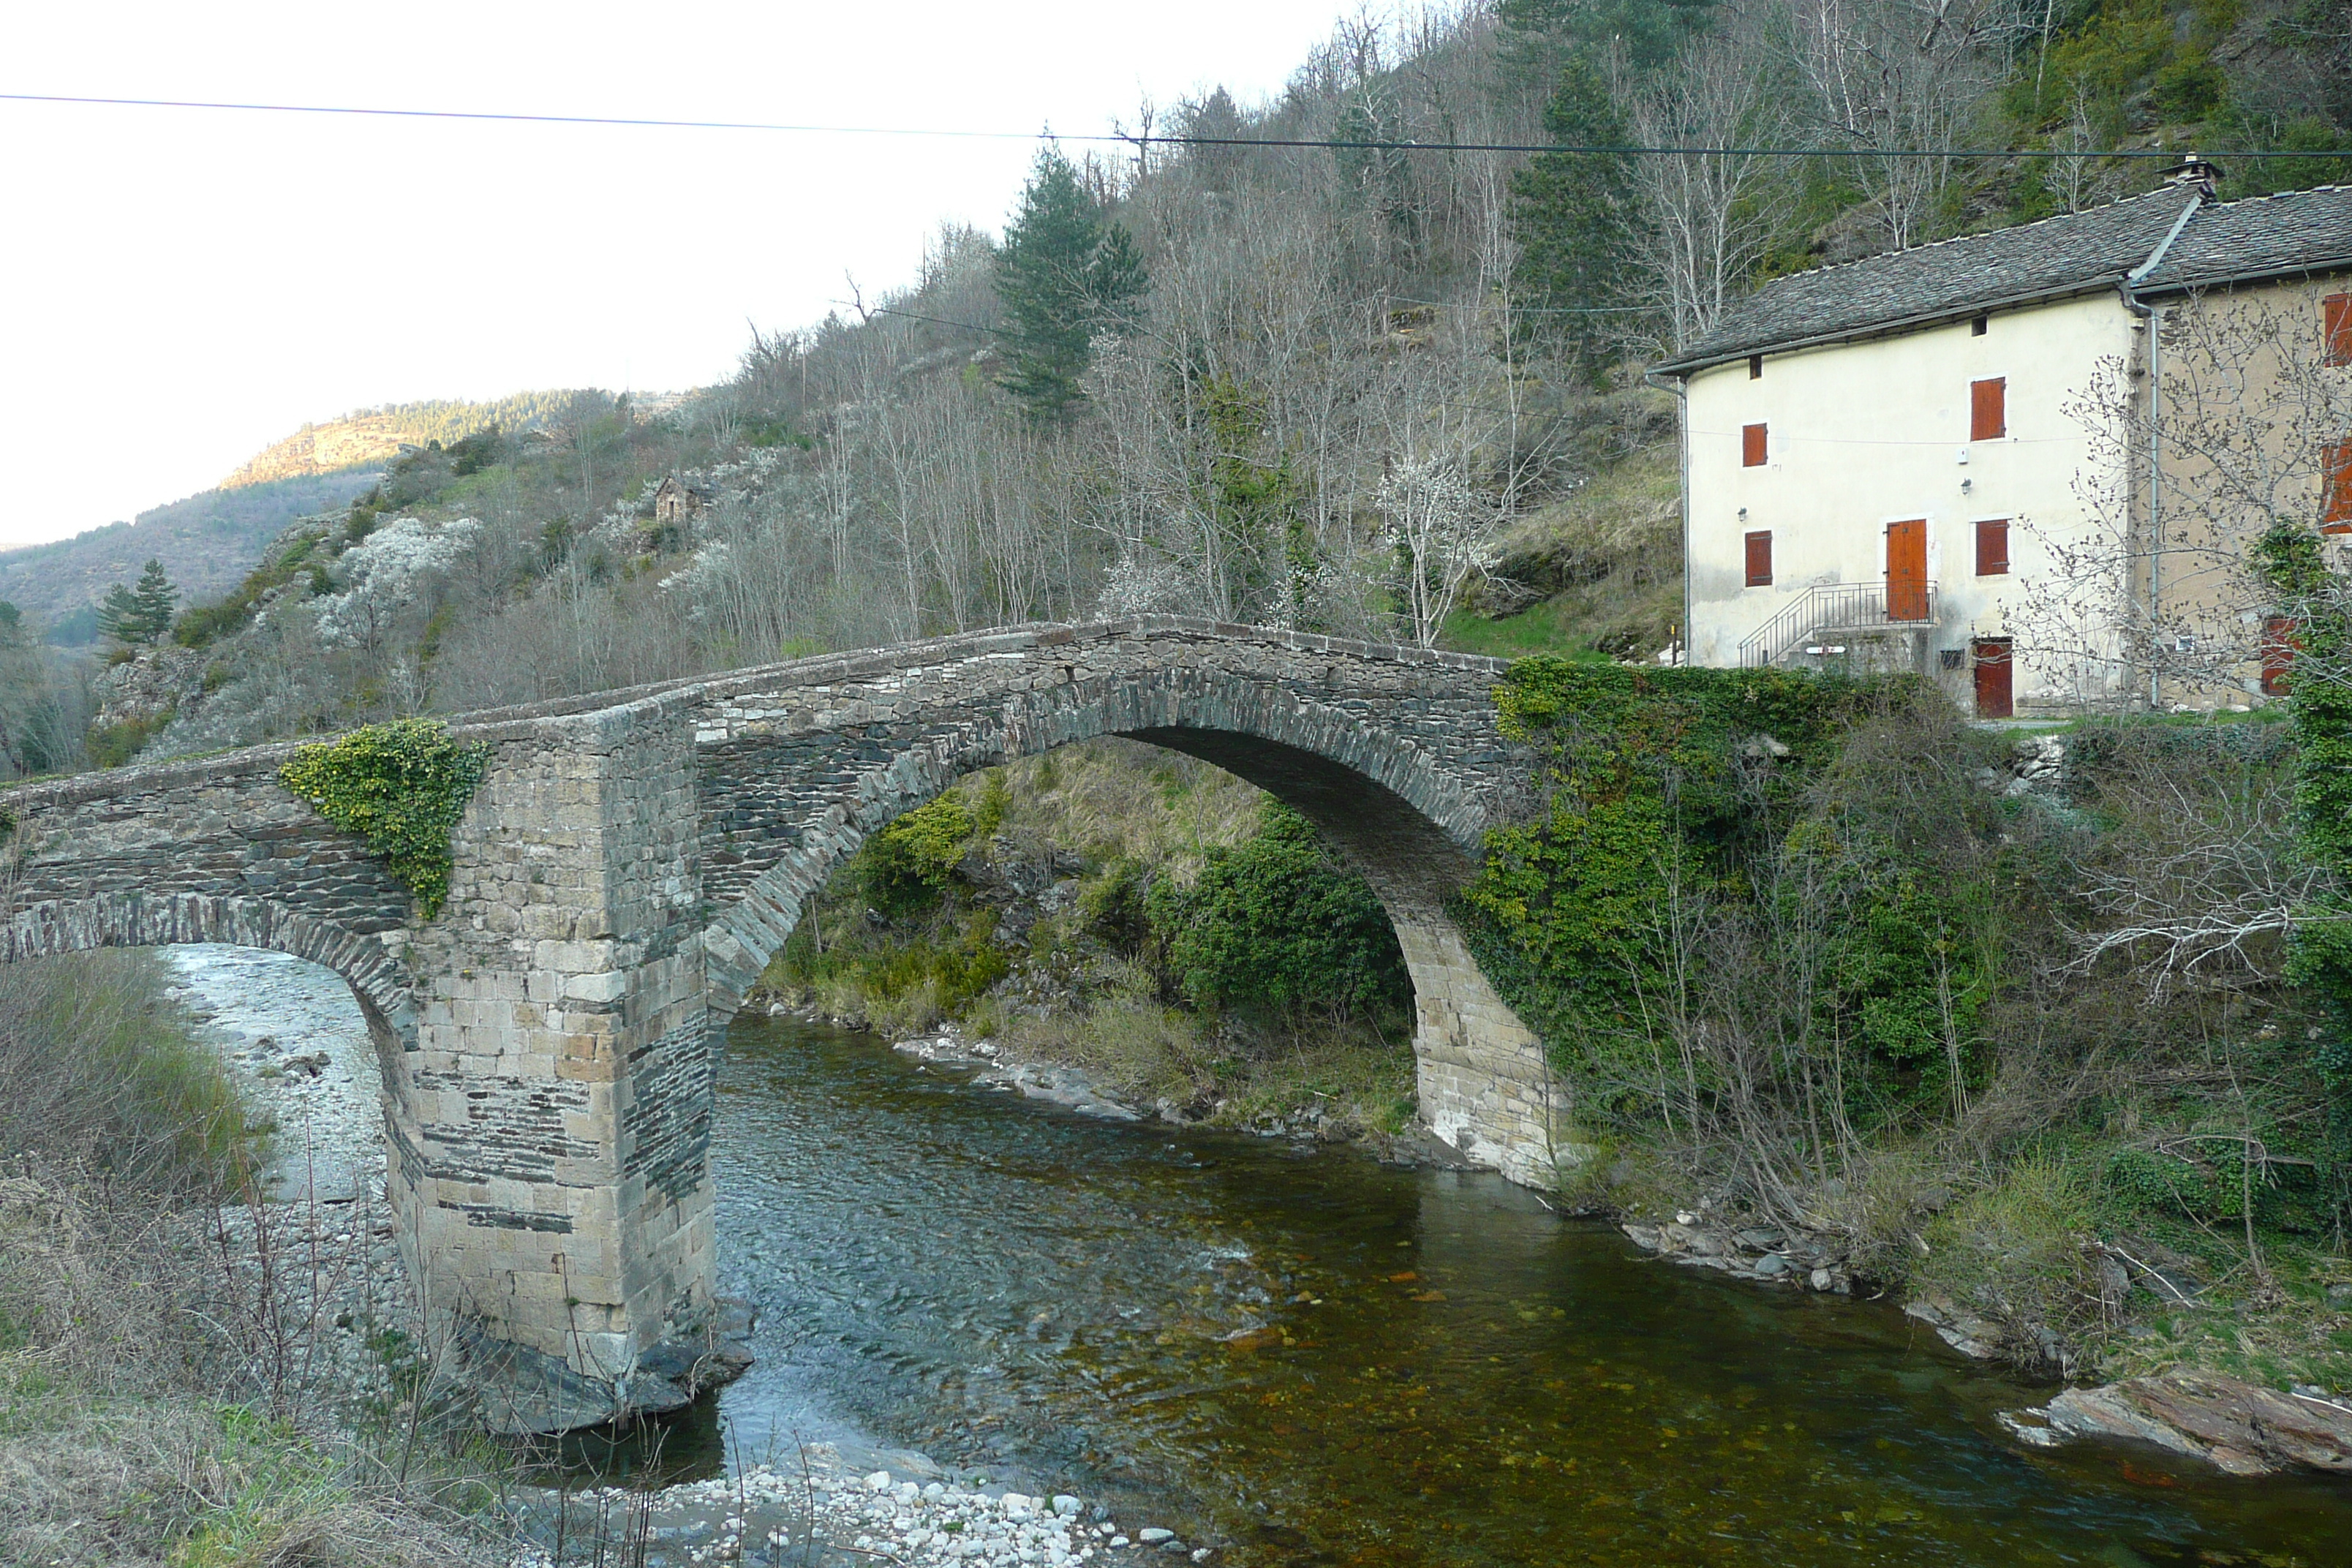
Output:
[1902, 1292, 2004, 1359]
[2002, 1372, 2352, 1477]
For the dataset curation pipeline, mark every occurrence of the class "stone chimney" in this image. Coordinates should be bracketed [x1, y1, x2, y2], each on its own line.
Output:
[2162, 153, 2222, 195]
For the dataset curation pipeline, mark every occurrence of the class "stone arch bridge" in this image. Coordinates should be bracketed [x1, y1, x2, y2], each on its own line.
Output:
[0, 619, 1564, 1429]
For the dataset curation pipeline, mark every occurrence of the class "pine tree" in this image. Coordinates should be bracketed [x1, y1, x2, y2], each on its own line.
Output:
[1509, 54, 1648, 386]
[97, 558, 178, 646]
[995, 148, 1150, 416]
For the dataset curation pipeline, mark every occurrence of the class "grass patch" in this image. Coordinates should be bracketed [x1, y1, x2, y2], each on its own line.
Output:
[1439, 598, 1608, 660]
[0, 950, 262, 1196]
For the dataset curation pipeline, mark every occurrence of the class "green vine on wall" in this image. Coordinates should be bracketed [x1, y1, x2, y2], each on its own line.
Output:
[279, 719, 490, 921]
[2253, 524, 2352, 1213]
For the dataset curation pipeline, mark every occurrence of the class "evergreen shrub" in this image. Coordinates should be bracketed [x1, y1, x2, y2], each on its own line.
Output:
[858, 796, 978, 919]
[1455, 660, 2006, 1116]
[1147, 801, 1411, 1022]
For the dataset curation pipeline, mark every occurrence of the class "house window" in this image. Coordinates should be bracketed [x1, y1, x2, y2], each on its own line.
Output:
[2262, 615, 2300, 696]
[1971, 315, 1989, 336]
[2326, 439, 2352, 530]
[2326, 293, 2352, 368]
[1745, 529, 1773, 587]
[1742, 423, 1768, 467]
[1975, 517, 2010, 575]
[1749, 354, 1763, 379]
[1970, 377, 2006, 441]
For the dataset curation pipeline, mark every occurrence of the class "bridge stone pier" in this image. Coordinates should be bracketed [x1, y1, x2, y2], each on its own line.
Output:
[0, 619, 1568, 1431]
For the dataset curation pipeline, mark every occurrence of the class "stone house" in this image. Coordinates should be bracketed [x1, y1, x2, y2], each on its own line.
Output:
[652, 474, 715, 527]
[1653, 169, 2352, 717]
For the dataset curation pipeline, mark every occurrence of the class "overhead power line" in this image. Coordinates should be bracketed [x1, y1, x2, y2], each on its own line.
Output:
[3, 90, 2348, 161]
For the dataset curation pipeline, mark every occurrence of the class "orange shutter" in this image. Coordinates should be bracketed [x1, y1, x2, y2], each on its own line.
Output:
[1975, 518, 2010, 575]
[2326, 293, 2352, 368]
[1745, 529, 1773, 586]
[1742, 423, 1768, 467]
[1970, 378, 2006, 441]
[2326, 440, 2352, 529]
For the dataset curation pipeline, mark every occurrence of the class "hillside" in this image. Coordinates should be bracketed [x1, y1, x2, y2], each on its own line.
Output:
[219, 391, 579, 488]
[0, 470, 380, 640]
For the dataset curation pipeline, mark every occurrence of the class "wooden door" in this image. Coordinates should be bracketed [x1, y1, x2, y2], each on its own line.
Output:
[1886, 520, 1929, 621]
[1972, 638, 2013, 719]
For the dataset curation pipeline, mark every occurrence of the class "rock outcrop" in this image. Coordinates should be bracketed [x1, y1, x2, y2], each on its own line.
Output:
[2002, 1372, 2352, 1477]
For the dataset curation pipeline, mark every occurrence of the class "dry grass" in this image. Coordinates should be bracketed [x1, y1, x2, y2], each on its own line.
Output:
[994, 970, 1415, 1136]
[970, 737, 1266, 886]
[0, 954, 517, 1568]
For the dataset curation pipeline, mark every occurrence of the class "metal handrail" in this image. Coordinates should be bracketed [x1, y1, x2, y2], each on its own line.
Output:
[1738, 581, 1937, 668]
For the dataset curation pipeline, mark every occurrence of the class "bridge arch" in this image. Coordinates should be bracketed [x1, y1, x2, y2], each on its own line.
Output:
[694, 657, 1564, 1184]
[0, 891, 417, 1052]
[701, 672, 1474, 1005]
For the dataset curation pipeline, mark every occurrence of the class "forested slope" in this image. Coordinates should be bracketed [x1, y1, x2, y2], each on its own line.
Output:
[217, 391, 581, 489]
[53, 0, 2340, 762]
[0, 471, 380, 641]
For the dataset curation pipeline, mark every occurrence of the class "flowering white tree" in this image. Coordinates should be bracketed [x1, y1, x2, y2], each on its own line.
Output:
[1096, 552, 1191, 618]
[1378, 455, 1499, 648]
[313, 517, 482, 655]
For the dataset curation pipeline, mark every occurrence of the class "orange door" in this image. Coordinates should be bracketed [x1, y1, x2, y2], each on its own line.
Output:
[1887, 520, 1929, 621]
[1972, 638, 2013, 718]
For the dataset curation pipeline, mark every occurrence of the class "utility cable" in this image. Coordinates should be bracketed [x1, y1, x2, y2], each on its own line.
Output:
[3, 90, 2348, 161]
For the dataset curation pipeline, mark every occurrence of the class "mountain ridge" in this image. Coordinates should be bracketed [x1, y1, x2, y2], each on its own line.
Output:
[220, 391, 580, 488]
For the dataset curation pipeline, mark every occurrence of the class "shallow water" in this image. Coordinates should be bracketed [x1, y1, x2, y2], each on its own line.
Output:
[679, 1017, 2352, 1566]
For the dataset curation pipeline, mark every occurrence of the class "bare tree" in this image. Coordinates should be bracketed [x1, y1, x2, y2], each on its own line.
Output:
[1790, 0, 2021, 252]
[1626, 22, 1801, 350]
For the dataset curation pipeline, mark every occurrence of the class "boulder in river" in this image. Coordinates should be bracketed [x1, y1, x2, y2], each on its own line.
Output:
[2002, 1372, 2352, 1477]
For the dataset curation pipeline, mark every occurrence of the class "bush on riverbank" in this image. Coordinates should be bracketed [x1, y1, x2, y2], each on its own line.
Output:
[1464, 660, 2348, 1389]
[0, 952, 513, 1566]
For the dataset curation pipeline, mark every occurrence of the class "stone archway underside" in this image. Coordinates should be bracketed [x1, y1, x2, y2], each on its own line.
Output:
[0, 618, 1567, 1431]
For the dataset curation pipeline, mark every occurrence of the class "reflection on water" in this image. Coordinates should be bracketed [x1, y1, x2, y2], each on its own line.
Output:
[699, 1017, 2351, 1565]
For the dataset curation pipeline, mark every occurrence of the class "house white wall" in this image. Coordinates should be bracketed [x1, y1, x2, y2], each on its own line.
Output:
[1683, 293, 2139, 712]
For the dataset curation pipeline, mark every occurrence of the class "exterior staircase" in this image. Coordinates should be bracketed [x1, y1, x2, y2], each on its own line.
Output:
[1738, 581, 1938, 669]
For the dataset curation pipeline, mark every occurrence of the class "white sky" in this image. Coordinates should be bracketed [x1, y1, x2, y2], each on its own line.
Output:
[0, 1, 1353, 550]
